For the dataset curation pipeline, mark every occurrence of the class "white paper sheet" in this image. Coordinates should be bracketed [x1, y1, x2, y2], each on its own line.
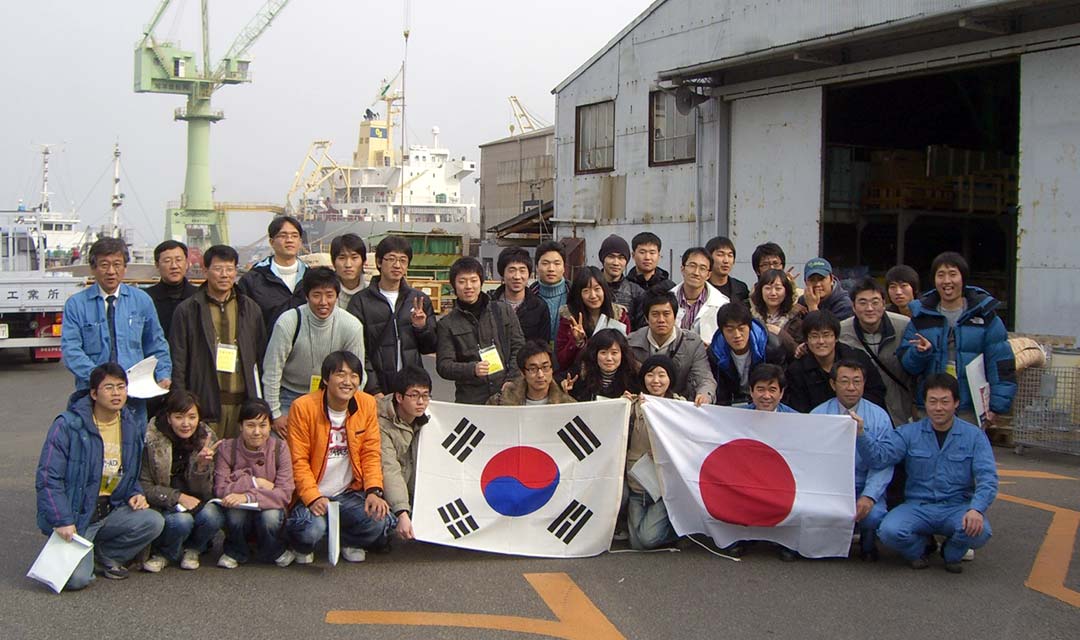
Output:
[26, 532, 93, 593]
[125, 356, 168, 399]
[966, 354, 991, 426]
[327, 501, 341, 566]
[208, 498, 259, 511]
[629, 452, 663, 502]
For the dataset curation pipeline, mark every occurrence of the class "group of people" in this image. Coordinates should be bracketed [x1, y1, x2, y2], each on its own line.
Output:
[34, 215, 1012, 591]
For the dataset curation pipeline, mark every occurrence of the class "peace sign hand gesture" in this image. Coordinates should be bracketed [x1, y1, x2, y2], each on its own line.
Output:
[410, 295, 428, 329]
[561, 374, 579, 394]
[569, 313, 587, 346]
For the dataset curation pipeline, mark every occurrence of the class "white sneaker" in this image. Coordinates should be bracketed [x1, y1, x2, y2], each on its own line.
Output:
[294, 551, 315, 565]
[962, 548, 975, 561]
[216, 554, 239, 570]
[180, 549, 201, 570]
[142, 554, 167, 573]
[274, 549, 296, 568]
[342, 547, 367, 563]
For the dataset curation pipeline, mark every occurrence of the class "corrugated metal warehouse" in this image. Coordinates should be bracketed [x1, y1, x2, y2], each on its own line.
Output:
[552, 0, 1080, 338]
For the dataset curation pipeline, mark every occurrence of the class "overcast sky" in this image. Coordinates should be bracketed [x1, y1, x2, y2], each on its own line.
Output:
[0, 0, 650, 249]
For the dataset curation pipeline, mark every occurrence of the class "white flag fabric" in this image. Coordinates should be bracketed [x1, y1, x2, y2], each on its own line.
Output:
[413, 399, 630, 558]
[643, 397, 856, 558]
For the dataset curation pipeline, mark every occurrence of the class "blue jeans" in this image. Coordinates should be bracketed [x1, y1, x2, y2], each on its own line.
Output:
[626, 490, 678, 550]
[223, 508, 286, 563]
[278, 386, 304, 419]
[857, 498, 888, 554]
[878, 502, 993, 563]
[152, 502, 224, 562]
[67, 505, 164, 591]
[285, 490, 393, 554]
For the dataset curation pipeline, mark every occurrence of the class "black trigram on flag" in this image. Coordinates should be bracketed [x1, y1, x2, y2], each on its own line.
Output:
[438, 498, 479, 539]
[441, 418, 486, 462]
[548, 499, 594, 544]
[557, 416, 601, 461]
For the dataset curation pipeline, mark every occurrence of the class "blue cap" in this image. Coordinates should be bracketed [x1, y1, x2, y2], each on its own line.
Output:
[804, 258, 833, 279]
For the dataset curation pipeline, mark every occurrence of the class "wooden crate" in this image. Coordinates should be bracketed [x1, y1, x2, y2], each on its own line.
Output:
[864, 179, 954, 210]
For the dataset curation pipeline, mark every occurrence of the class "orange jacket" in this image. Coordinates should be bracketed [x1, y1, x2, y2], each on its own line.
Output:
[287, 389, 384, 507]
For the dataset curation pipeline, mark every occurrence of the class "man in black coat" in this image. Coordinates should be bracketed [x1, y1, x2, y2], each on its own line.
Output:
[490, 247, 550, 344]
[236, 215, 308, 332]
[145, 240, 197, 339]
[346, 235, 437, 395]
[706, 236, 750, 306]
[784, 309, 886, 413]
[169, 245, 267, 438]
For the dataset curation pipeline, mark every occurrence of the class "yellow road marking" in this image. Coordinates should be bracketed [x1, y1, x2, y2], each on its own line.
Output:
[326, 572, 625, 639]
[999, 493, 1080, 608]
[998, 469, 1077, 481]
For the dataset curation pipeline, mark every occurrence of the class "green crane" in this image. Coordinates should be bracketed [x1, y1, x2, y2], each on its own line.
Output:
[134, 0, 291, 249]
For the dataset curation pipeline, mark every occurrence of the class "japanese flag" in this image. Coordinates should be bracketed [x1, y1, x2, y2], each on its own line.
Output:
[412, 399, 631, 558]
[643, 397, 856, 558]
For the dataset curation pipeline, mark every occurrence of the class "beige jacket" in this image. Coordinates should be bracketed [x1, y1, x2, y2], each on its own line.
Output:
[487, 377, 576, 406]
[377, 394, 428, 515]
[626, 394, 683, 494]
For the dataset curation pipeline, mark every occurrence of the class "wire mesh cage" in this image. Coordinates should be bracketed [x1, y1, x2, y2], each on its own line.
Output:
[1013, 366, 1080, 455]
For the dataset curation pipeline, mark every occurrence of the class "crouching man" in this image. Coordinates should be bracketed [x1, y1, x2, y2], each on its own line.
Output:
[286, 351, 393, 563]
[377, 366, 434, 541]
[35, 363, 165, 590]
[488, 341, 575, 406]
[856, 373, 997, 573]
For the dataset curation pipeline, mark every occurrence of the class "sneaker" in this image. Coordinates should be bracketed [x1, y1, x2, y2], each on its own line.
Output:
[141, 554, 167, 573]
[180, 550, 201, 570]
[294, 551, 315, 565]
[342, 547, 367, 563]
[612, 529, 629, 542]
[944, 562, 963, 574]
[962, 548, 975, 561]
[102, 564, 130, 580]
[216, 554, 239, 570]
[274, 549, 296, 568]
[910, 556, 930, 570]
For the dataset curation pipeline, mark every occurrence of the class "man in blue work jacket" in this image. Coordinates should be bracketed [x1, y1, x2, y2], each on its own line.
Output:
[856, 373, 997, 573]
[61, 237, 171, 427]
[811, 359, 894, 561]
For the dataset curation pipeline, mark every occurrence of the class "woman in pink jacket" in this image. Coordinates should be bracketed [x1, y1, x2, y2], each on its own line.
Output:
[214, 398, 295, 569]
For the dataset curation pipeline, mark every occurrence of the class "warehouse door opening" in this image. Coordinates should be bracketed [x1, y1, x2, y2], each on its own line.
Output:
[822, 62, 1019, 326]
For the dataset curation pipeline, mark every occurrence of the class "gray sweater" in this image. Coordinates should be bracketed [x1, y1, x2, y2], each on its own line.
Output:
[262, 305, 367, 418]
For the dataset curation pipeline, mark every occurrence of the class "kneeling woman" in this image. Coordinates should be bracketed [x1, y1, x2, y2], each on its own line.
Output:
[625, 355, 680, 550]
[214, 399, 296, 568]
[561, 329, 640, 402]
[141, 390, 224, 572]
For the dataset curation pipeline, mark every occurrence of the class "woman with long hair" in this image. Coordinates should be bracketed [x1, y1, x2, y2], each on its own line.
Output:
[749, 268, 804, 357]
[561, 328, 640, 402]
[555, 266, 631, 370]
[140, 390, 223, 572]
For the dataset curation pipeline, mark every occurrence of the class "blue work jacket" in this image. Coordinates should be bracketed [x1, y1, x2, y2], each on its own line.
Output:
[812, 397, 894, 503]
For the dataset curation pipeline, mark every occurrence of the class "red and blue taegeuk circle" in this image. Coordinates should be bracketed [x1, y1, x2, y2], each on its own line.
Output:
[480, 446, 560, 517]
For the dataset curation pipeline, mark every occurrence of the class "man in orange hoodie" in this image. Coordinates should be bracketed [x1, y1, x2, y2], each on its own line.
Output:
[285, 351, 392, 564]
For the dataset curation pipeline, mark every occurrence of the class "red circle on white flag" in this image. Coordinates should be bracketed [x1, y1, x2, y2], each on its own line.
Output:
[698, 439, 796, 527]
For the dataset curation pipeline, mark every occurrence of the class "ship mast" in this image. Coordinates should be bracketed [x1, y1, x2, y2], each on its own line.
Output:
[38, 145, 54, 213]
[398, 0, 410, 229]
[110, 143, 124, 238]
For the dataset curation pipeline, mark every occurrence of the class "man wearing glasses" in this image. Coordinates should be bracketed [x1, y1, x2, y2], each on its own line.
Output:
[169, 245, 267, 438]
[668, 247, 729, 347]
[238, 215, 308, 332]
[377, 365, 436, 541]
[61, 237, 171, 427]
[840, 278, 915, 426]
[146, 239, 196, 339]
[488, 341, 575, 406]
[784, 310, 887, 413]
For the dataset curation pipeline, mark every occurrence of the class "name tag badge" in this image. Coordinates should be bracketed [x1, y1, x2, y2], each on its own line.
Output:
[215, 343, 239, 373]
[479, 345, 504, 374]
[945, 362, 957, 378]
[309, 374, 322, 393]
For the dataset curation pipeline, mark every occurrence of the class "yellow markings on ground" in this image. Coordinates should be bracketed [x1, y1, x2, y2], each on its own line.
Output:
[998, 468, 1078, 481]
[999, 493, 1080, 609]
[326, 572, 625, 639]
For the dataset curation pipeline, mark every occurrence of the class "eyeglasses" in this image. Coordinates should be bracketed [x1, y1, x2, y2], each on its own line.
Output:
[403, 391, 431, 402]
[683, 263, 711, 274]
[524, 364, 553, 375]
[274, 232, 301, 240]
[100, 383, 127, 393]
[855, 299, 883, 309]
[759, 258, 784, 269]
[382, 256, 409, 266]
[208, 266, 237, 276]
[96, 262, 125, 273]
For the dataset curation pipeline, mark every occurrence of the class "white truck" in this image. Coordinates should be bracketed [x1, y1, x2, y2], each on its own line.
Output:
[0, 215, 85, 361]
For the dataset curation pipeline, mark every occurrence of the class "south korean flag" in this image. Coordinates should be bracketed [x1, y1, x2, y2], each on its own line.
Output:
[412, 399, 631, 557]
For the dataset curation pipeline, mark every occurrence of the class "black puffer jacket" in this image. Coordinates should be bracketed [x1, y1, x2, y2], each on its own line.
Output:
[490, 284, 551, 344]
[436, 293, 524, 404]
[346, 276, 437, 394]
[236, 256, 307, 332]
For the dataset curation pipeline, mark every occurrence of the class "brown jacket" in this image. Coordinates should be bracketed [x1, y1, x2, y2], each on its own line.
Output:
[139, 420, 218, 510]
[377, 395, 428, 516]
[487, 377, 576, 406]
[626, 395, 683, 494]
[287, 389, 383, 507]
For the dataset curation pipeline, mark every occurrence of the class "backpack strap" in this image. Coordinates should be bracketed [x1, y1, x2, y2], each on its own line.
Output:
[291, 306, 302, 347]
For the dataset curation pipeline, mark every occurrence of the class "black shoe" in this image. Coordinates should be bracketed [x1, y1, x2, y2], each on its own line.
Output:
[102, 565, 129, 580]
[721, 542, 744, 558]
[778, 548, 798, 562]
[860, 549, 879, 562]
[910, 556, 930, 570]
[944, 562, 963, 574]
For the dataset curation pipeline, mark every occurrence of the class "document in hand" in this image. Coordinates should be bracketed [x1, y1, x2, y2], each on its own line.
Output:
[27, 532, 94, 593]
[208, 498, 260, 510]
[125, 356, 168, 399]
